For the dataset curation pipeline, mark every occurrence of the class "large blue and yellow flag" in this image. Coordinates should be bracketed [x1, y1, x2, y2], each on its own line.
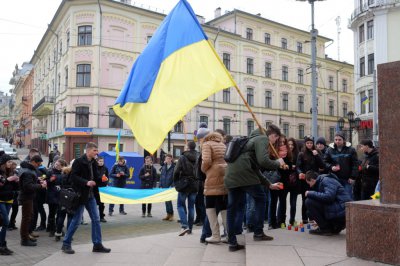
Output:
[113, 0, 236, 154]
[99, 187, 178, 204]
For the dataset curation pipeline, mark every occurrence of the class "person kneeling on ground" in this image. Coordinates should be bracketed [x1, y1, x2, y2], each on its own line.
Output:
[305, 171, 352, 236]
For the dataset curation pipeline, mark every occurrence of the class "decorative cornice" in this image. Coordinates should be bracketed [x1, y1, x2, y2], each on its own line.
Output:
[263, 81, 276, 87]
[244, 77, 258, 84]
[75, 12, 95, 23]
[279, 84, 292, 90]
[219, 41, 236, 51]
[141, 23, 157, 30]
[102, 51, 134, 62]
[104, 13, 136, 26]
[243, 45, 259, 54]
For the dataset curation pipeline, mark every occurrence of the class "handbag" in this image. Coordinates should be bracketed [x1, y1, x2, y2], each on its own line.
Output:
[59, 188, 80, 213]
[288, 172, 298, 186]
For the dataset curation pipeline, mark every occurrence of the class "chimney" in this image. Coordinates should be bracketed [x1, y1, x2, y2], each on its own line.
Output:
[215, 7, 221, 18]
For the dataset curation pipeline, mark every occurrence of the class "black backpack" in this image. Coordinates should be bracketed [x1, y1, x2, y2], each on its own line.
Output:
[224, 136, 250, 163]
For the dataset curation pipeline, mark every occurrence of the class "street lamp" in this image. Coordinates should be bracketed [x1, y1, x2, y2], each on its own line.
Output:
[337, 111, 361, 144]
[297, 0, 326, 139]
[338, 117, 345, 131]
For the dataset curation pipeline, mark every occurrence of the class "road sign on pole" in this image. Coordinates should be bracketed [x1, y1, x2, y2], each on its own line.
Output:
[3, 120, 10, 127]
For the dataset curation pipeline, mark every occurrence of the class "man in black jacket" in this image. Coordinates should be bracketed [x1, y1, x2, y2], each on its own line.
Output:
[61, 142, 110, 254]
[358, 139, 379, 200]
[18, 155, 47, 247]
[108, 156, 130, 216]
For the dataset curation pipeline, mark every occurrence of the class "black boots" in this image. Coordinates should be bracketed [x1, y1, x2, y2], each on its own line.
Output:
[92, 244, 111, 253]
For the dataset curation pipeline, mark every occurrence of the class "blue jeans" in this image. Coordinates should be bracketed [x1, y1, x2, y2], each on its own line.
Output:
[227, 184, 266, 246]
[339, 179, 354, 200]
[63, 197, 102, 247]
[0, 203, 11, 245]
[245, 193, 256, 229]
[165, 201, 173, 215]
[177, 192, 196, 230]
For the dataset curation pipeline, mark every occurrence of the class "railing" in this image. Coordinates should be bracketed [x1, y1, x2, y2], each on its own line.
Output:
[32, 96, 55, 112]
[351, 0, 400, 21]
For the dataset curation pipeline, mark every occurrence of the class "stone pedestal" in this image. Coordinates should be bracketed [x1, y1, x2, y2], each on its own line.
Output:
[346, 61, 400, 265]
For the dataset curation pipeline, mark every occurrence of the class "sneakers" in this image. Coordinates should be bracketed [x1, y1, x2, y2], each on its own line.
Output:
[21, 240, 37, 247]
[100, 218, 107, 223]
[120, 211, 127, 215]
[142, 213, 146, 218]
[179, 228, 190, 236]
[309, 228, 333, 236]
[62, 245, 75, 254]
[55, 232, 62, 242]
[229, 244, 245, 252]
[0, 246, 12, 256]
[147, 213, 152, 218]
[92, 244, 111, 253]
[253, 233, 274, 241]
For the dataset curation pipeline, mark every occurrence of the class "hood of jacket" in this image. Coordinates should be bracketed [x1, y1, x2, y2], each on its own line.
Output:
[20, 161, 36, 171]
[249, 128, 264, 138]
[329, 141, 352, 149]
[183, 150, 198, 163]
[204, 132, 223, 143]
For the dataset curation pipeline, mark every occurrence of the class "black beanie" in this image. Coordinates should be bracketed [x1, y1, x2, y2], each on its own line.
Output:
[316, 137, 326, 146]
[0, 154, 12, 166]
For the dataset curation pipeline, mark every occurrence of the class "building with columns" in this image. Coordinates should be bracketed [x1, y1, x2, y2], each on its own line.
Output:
[23, 0, 353, 161]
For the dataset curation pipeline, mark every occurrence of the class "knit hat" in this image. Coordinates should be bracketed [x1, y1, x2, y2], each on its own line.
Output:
[197, 127, 211, 139]
[335, 131, 346, 140]
[303, 135, 314, 143]
[0, 154, 12, 165]
[316, 137, 327, 146]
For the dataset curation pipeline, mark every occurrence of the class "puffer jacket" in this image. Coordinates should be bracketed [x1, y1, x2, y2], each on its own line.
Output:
[360, 148, 379, 188]
[307, 174, 352, 219]
[160, 163, 175, 188]
[297, 149, 325, 174]
[0, 175, 18, 202]
[110, 163, 130, 188]
[324, 142, 359, 181]
[224, 128, 281, 189]
[201, 132, 228, 196]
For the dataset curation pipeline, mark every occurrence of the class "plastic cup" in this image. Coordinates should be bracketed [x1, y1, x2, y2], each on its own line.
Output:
[294, 227, 298, 232]
[307, 224, 311, 229]
[301, 227, 305, 232]
[288, 225, 292, 230]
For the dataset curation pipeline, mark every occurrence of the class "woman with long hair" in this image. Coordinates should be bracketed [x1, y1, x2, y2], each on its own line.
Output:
[285, 138, 300, 225]
[296, 135, 324, 224]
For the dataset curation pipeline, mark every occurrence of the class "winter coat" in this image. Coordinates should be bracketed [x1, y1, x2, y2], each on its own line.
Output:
[224, 128, 281, 189]
[46, 168, 63, 205]
[360, 148, 379, 189]
[160, 163, 175, 188]
[0, 175, 18, 202]
[173, 150, 199, 194]
[324, 143, 359, 181]
[110, 163, 130, 188]
[307, 174, 352, 219]
[201, 132, 228, 196]
[94, 165, 109, 204]
[297, 149, 325, 174]
[139, 164, 157, 189]
[70, 154, 106, 205]
[18, 161, 43, 202]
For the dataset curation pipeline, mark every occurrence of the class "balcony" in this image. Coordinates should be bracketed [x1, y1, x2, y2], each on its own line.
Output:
[32, 96, 55, 117]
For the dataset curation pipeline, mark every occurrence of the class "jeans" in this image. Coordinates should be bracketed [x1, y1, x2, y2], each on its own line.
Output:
[245, 193, 256, 229]
[165, 201, 173, 215]
[0, 203, 11, 245]
[305, 198, 345, 231]
[63, 197, 102, 247]
[177, 192, 196, 230]
[56, 208, 73, 234]
[339, 179, 354, 200]
[227, 184, 266, 246]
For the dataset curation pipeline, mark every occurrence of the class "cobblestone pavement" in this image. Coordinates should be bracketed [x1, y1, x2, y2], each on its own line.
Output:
[2, 148, 182, 266]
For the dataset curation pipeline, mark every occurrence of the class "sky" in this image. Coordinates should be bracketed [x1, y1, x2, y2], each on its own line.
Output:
[0, 0, 356, 93]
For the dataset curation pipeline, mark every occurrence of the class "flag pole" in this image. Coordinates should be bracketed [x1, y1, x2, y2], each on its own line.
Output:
[233, 85, 280, 159]
[182, 117, 188, 147]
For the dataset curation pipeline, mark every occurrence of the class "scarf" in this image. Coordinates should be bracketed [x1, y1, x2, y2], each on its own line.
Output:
[279, 144, 288, 158]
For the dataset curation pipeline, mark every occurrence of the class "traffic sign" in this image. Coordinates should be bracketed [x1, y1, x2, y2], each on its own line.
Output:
[3, 120, 9, 127]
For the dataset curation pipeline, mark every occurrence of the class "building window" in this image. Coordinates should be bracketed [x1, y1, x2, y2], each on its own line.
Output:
[147, 35, 152, 43]
[223, 118, 231, 135]
[199, 116, 208, 126]
[367, 20, 374, 40]
[343, 102, 348, 117]
[360, 57, 365, 77]
[360, 92, 367, 114]
[66, 31, 70, 48]
[247, 120, 254, 136]
[174, 121, 183, 133]
[368, 89, 373, 113]
[329, 127, 335, 142]
[78, 25, 92, 46]
[329, 76, 334, 89]
[298, 124, 305, 139]
[75, 106, 89, 127]
[63, 109, 67, 128]
[282, 66, 288, 81]
[108, 143, 124, 152]
[265, 90, 272, 108]
[76, 64, 91, 87]
[368, 0, 375, 5]
[109, 108, 123, 128]
[65, 66, 69, 89]
[297, 42, 303, 53]
[297, 68, 304, 84]
[223, 53, 231, 70]
[359, 24, 365, 43]
[265, 121, 272, 129]
[246, 28, 253, 40]
[329, 100, 335, 116]
[264, 33, 270, 44]
[57, 73, 61, 94]
[247, 88, 254, 106]
[298, 95, 304, 112]
[282, 93, 289, 111]
[342, 79, 348, 92]
[265, 62, 272, 78]
[59, 41, 63, 56]
[368, 53, 374, 75]
[283, 123, 289, 136]
[281, 38, 287, 49]
[223, 88, 230, 103]
[246, 58, 254, 74]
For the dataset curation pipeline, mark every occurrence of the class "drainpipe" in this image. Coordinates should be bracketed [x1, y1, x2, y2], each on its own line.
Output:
[48, 26, 59, 148]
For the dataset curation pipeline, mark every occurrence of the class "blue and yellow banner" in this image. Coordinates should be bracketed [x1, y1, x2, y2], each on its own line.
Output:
[361, 96, 369, 105]
[113, 0, 236, 154]
[99, 187, 178, 204]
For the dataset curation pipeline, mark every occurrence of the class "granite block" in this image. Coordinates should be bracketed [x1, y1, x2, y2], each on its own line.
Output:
[346, 200, 400, 265]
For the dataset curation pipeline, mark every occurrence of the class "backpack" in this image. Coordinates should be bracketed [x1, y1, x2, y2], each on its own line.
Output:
[224, 136, 250, 163]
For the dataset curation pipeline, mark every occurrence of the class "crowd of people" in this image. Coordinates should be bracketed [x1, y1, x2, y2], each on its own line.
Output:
[0, 124, 380, 255]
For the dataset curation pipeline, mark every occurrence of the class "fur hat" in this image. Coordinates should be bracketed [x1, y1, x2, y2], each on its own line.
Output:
[335, 131, 346, 140]
[316, 137, 327, 146]
[303, 135, 314, 143]
[0, 154, 12, 165]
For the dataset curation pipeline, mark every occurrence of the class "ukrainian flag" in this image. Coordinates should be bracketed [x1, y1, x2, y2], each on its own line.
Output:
[362, 95, 369, 105]
[113, 0, 236, 154]
[99, 187, 178, 204]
